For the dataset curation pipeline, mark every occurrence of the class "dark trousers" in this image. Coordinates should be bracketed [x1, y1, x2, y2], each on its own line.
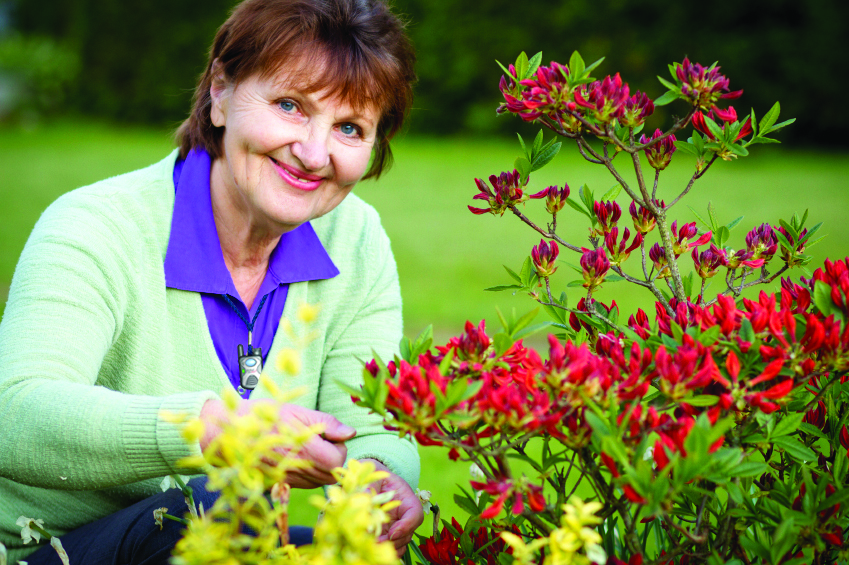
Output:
[23, 477, 313, 564]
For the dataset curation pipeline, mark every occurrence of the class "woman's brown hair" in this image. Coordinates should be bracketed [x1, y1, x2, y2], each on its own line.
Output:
[177, 0, 415, 179]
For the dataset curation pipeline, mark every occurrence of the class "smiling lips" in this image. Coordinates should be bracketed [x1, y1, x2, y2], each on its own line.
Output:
[269, 157, 325, 191]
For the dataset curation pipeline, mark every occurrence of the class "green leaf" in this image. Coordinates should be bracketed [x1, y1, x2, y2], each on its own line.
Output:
[605, 274, 625, 283]
[569, 50, 585, 80]
[579, 184, 594, 212]
[725, 142, 749, 157]
[514, 321, 554, 340]
[484, 284, 523, 292]
[564, 197, 592, 219]
[770, 412, 805, 439]
[514, 156, 531, 180]
[454, 493, 481, 517]
[816, 486, 849, 513]
[674, 140, 699, 155]
[759, 102, 780, 134]
[740, 535, 771, 563]
[814, 280, 841, 318]
[653, 90, 680, 106]
[687, 395, 720, 407]
[764, 117, 796, 134]
[798, 422, 827, 440]
[726, 216, 745, 230]
[495, 60, 515, 81]
[750, 108, 758, 137]
[707, 202, 719, 232]
[704, 117, 725, 144]
[773, 436, 816, 462]
[516, 133, 528, 160]
[688, 205, 711, 230]
[532, 129, 544, 156]
[584, 55, 604, 74]
[696, 325, 721, 346]
[530, 141, 562, 172]
[717, 226, 731, 247]
[510, 307, 540, 337]
[399, 337, 413, 363]
[567, 280, 585, 288]
[515, 51, 529, 81]
[778, 218, 799, 242]
[494, 332, 514, 356]
[740, 318, 755, 343]
[520, 256, 533, 287]
[527, 52, 543, 79]
[438, 347, 455, 376]
[730, 461, 771, 477]
[797, 221, 823, 247]
[600, 184, 622, 202]
[503, 265, 522, 283]
[692, 130, 705, 152]
[656, 76, 679, 92]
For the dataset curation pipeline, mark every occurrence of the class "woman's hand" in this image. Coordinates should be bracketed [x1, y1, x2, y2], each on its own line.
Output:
[361, 458, 424, 556]
[199, 399, 356, 488]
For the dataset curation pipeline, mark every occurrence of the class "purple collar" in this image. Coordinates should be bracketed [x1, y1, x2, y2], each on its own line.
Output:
[164, 148, 339, 295]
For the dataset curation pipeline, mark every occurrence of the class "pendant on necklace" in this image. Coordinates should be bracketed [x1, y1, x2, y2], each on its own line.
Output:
[238, 343, 262, 391]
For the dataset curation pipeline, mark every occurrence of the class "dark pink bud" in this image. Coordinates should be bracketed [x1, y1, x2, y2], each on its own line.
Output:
[532, 239, 559, 277]
[580, 247, 610, 289]
[529, 184, 570, 214]
[692, 244, 728, 279]
[639, 129, 677, 171]
[593, 200, 622, 235]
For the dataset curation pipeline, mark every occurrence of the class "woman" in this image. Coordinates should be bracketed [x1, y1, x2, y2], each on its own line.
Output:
[0, 0, 422, 562]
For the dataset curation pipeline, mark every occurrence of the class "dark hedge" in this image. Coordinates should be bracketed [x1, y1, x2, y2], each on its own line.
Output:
[10, 0, 848, 145]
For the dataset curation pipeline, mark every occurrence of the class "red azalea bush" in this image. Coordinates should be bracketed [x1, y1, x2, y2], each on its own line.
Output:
[346, 52, 849, 565]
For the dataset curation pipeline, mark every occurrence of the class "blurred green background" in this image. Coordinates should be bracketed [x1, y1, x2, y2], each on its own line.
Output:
[1, 0, 848, 542]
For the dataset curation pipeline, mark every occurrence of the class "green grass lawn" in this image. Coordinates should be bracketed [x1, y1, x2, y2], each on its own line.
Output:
[2, 120, 849, 537]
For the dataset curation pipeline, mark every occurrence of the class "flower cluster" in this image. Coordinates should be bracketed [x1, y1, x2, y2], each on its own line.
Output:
[574, 73, 631, 123]
[675, 57, 742, 112]
[469, 170, 527, 216]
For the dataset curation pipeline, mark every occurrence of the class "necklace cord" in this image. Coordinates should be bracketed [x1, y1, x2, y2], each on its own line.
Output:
[222, 293, 270, 354]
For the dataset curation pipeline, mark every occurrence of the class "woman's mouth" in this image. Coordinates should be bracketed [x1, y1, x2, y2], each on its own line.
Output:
[269, 157, 324, 191]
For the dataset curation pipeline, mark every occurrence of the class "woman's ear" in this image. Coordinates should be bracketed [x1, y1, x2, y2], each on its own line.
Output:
[209, 59, 229, 128]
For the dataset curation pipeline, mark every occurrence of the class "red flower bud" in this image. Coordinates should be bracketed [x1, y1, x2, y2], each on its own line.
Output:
[532, 239, 559, 277]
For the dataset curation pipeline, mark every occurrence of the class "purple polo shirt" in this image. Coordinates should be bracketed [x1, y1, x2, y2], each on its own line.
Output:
[164, 148, 339, 397]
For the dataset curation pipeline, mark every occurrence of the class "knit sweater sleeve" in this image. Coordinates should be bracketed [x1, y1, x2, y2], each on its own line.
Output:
[0, 191, 213, 490]
[315, 210, 420, 490]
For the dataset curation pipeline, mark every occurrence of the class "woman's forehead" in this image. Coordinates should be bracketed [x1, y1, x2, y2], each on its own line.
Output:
[258, 49, 387, 115]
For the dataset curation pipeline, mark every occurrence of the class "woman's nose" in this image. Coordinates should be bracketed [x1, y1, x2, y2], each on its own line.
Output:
[290, 128, 331, 172]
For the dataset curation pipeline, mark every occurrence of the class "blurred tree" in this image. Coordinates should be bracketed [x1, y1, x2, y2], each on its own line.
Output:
[9, 0, 848, 145]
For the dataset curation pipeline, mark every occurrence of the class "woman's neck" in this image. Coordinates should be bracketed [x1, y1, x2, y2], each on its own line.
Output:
[210, 159, 283, 309]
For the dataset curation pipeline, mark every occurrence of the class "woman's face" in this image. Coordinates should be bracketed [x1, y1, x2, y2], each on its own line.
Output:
[209, 67, 379, 234]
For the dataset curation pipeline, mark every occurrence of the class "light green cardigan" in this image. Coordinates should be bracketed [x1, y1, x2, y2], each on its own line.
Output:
[0, 151, 419, 561]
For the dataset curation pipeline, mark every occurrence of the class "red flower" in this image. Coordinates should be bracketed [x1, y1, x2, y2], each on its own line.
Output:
[594, 200, 622, 235]
[629, 200, 662, 234]
[530, 183, 570, 215]
[674, 57, 743, 112]
[691, 244, 728, 279]
[803, 401, 826, 430]
[639, 129, 676, 171]
[532, 239, 559, 277]
[420, 517, 464, 565]
[620, 91, 654, 128]
[581, 248, 611, 290]
[469, 170, 526, 216]
[671, 221, 712, 256]
[574, 73, 630, 123]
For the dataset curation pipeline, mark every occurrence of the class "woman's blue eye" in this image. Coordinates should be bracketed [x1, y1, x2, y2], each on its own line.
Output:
[279, 100, 296, 112]
[340, 124, 359, 136]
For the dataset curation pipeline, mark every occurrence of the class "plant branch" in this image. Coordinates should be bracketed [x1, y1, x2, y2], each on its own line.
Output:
[508, 206, 582, 253]
[666, 154, 719, 209]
